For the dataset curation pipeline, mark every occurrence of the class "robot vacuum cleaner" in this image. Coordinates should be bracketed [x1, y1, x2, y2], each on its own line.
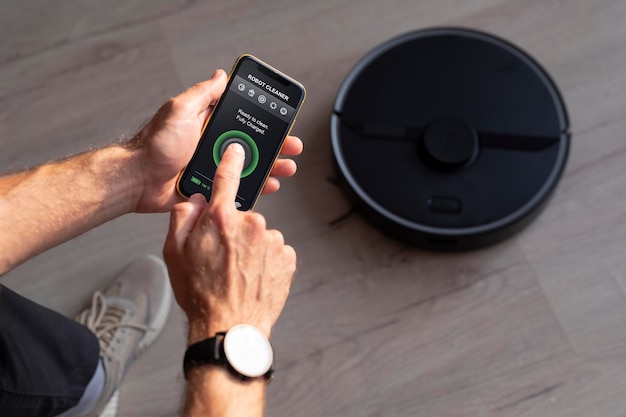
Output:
[331, 27, 570, 250]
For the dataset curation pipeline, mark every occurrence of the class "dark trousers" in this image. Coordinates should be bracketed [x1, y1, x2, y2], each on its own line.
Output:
[0, 285, 99, 417]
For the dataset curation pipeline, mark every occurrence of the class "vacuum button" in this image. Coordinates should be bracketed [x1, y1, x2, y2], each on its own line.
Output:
[427, 196, 462, 214]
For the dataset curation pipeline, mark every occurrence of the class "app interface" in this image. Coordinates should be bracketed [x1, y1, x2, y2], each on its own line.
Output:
[180, 58, 302, 209]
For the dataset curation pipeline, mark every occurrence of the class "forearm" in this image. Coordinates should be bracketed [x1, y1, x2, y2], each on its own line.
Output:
[0, 144, 141, 274]
[184, 367, 266, 417]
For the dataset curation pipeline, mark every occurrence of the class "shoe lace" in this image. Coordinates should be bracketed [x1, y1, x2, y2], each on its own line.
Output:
[75, 291, 149, 357]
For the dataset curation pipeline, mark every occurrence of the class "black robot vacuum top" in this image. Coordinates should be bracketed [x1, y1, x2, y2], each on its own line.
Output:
[331, 27, 570, 250]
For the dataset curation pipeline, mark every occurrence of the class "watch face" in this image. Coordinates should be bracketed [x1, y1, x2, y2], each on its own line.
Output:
[224, 324, 273, 378]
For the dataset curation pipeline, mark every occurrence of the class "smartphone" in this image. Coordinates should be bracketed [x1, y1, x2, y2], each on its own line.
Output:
[177, 54, 306, 210]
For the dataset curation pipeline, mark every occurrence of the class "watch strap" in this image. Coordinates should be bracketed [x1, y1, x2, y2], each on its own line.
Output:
[183, 333, 274, 382]
[183, 333, 227, 380]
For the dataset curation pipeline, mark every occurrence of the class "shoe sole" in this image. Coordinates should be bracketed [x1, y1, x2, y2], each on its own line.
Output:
[99, 390, 119, 417]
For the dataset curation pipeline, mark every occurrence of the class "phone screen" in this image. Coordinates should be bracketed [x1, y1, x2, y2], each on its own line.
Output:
[178, 55, 305, 210]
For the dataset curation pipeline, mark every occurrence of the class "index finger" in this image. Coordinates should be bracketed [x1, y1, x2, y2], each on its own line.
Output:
[209, 143, 245, 208]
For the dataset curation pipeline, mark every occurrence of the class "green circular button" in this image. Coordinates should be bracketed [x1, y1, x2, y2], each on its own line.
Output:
[213, 130, 259, 178]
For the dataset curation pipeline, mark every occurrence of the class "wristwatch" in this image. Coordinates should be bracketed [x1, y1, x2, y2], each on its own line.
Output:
[183, 324, 274, 382]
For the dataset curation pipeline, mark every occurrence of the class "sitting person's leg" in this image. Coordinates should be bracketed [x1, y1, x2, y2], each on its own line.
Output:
[0, 255, 172, 417]
[0, 284, 100, 417]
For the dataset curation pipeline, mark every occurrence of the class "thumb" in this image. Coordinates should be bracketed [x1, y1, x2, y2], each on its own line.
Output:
[177, 70, 228, 115]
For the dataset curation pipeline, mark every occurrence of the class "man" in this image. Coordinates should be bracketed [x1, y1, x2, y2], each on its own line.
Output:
[0, 69, 301, 417]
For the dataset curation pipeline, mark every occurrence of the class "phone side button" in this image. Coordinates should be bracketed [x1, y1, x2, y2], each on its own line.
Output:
[427, 196, 462, 214]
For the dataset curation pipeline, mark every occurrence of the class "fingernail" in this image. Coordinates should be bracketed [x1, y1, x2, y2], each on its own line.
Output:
[228, 143, 245, 155]
[211, 69, 224, 80]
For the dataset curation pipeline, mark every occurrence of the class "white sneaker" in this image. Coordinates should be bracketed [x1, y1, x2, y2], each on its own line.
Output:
[74, 255, 173, 417]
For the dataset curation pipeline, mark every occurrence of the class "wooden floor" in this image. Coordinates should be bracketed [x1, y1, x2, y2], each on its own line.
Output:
[2, 0, 626, 415]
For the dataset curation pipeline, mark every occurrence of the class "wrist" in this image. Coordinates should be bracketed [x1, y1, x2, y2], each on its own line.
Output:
[184, 324, 274, 386]
[70, 143, 144, 216]
[56, 143, 142, 217]
[117, 139, 147, 213]
[186, 362, 266, 387]
[186, 317, 272, 345]
[187, 318, 214, 346]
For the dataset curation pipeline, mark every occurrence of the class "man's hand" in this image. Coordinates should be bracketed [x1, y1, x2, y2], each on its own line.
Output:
[0, 69, 302, 276]
[163, 143, 296, 341]
[130, 69, 303, 213]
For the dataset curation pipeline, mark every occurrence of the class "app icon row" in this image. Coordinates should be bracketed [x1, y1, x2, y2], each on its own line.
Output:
[237, 83, 288, 115]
